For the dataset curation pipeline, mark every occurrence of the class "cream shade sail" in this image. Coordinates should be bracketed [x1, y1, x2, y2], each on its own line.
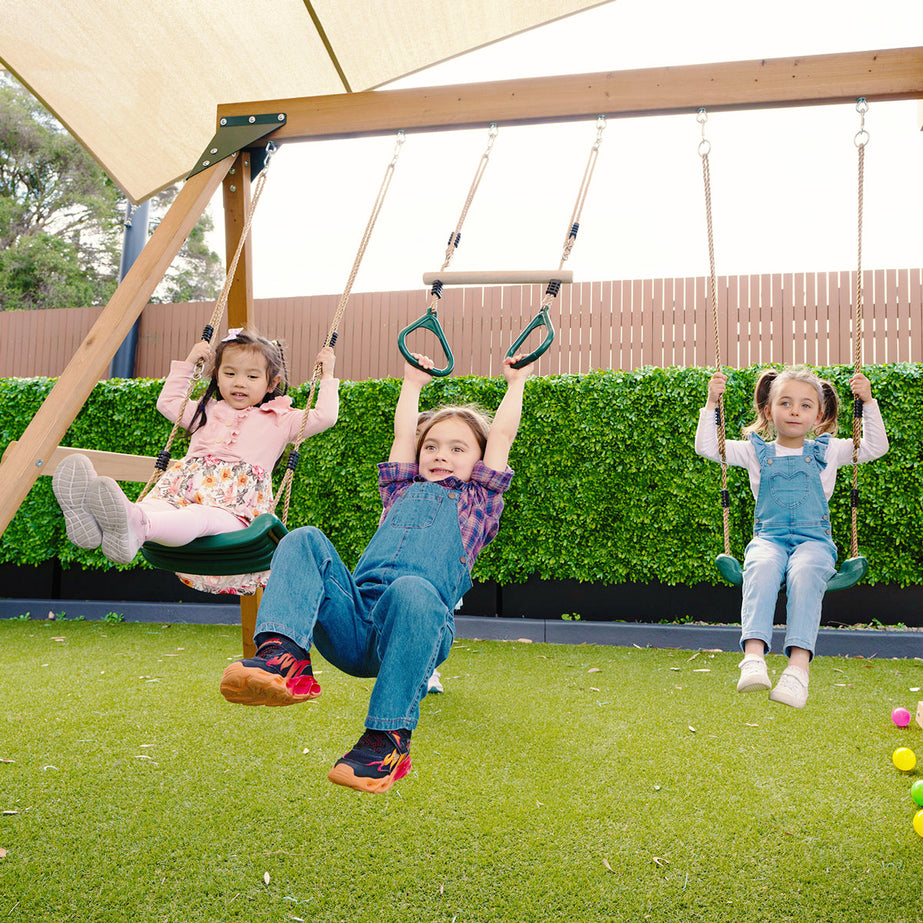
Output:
[0, 0, 614, 203]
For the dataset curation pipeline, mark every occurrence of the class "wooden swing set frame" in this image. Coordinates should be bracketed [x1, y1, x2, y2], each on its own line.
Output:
[1, 46, 921, 655]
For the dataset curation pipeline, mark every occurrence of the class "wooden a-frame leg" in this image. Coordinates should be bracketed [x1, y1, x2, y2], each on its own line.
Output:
[0, 157, 235, 538]
[240, 589, 260, 658]
[223, 152, 260, 658]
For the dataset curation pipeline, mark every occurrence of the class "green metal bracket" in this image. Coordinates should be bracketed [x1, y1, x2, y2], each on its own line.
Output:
[187, 112, 287, 181]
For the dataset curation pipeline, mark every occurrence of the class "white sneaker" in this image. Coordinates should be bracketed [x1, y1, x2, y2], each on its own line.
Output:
[86, 477, 148, 564]
[769, 666, 810, 709]
[737, 655, 771, 692]
[426, 669, 444, 694]
[51, 454, 102, 549]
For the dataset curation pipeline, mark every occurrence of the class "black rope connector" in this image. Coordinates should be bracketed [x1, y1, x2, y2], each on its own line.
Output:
[545, 279, 562, 298]
[714, 407, 723, 428]
[201, 325, 214, 343]
[286, 450, 300, 472]
[328, 332, 338, 348]
[853, 397, 864, 419]
[851, 488, 860, 508]
[154, 450, 172, 472]
[431, 280, 444, 300]
[569, 222, 580, 240]
[447, 232, 461, 248]
[720, 489, 730, 509]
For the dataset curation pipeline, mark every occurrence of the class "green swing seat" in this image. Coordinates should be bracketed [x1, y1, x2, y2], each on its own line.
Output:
[140, 513, 289, 575]
[715, 552, 868, 592]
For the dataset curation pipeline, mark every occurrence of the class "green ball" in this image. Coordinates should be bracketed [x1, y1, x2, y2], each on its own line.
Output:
[912, 780, 923, 808]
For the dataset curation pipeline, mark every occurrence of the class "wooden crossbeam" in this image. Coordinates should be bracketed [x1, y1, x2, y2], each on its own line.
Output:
[217, 47, 923, 143]
[1, 441, 153, 482]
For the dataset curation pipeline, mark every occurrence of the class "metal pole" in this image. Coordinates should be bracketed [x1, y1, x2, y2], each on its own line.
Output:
[108, 199, 151, 378]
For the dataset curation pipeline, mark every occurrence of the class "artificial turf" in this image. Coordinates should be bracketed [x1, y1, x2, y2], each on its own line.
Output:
[2, 618, 922, 922]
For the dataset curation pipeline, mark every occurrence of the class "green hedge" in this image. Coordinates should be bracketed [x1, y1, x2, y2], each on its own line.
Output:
[2, 363, 921, 586]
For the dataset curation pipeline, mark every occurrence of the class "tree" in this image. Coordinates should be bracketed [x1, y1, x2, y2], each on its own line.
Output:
[148, 188, 223, 304]
[0, 73, 222, 311]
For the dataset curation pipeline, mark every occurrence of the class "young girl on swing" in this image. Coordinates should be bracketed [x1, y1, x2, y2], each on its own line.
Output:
[52, 328, 338, 594]
[695, 366, 888, 708]
[218, 350, 530, 794]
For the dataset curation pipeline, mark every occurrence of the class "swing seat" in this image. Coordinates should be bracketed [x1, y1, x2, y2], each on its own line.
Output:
[825, 555, 868, 591]
[715, 553, 743, 585]
[714, 553, 868, 592]
[140, 513, 289, 576]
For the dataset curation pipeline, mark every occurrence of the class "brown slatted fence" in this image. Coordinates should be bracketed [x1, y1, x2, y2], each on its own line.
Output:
[1, 270, 920, 383]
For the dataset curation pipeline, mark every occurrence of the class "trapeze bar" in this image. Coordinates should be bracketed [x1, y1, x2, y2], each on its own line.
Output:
[421, 270, 574, 286]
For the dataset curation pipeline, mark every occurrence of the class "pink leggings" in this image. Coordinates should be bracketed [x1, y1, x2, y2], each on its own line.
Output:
[138, 499, 245, 547]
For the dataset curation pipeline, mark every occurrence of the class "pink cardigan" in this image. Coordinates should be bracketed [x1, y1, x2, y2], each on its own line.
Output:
[156, 361, 339, 472]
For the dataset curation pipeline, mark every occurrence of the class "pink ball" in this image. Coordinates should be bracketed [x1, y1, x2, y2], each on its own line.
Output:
[892, 707, 912, 727]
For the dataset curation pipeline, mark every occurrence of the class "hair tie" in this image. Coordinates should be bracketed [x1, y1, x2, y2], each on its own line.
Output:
[222, 327, 243, 342]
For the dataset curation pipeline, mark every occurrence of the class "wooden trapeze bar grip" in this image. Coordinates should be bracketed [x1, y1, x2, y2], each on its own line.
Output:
[421, 270, 575, 286]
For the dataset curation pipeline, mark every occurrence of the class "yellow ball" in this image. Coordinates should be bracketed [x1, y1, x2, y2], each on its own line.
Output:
[893, 748, 918, 772]
[914, 809, 923, 838]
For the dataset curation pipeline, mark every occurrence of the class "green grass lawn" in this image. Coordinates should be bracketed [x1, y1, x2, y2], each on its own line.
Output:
[2, 618, 923, 923]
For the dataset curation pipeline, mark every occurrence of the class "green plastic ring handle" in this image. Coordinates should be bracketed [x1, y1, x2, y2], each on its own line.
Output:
[398, 311, 455, 377]
[506, 309, 555, 369]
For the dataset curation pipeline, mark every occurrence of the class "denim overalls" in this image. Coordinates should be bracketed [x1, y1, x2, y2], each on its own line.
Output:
[740, 434, 838, 658]
[256, 479, 471, 731]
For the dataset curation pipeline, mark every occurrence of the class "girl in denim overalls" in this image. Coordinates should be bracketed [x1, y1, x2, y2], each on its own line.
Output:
[220, 351, 530, 792]
[696, 367, 888, 708]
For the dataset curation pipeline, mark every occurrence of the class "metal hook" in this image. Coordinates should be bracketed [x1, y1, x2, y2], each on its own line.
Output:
[697, 108, 711, 157]
[854, 97, 870, 148]
[390, 129, 406, 165]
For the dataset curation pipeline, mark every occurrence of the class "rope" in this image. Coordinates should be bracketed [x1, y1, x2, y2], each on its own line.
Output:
[851, 98, 869, 558]
[425, 123, 498, 313]
[273, 131, 407, 523]
[532, 115, 607, 315]
[698, 108, 731, 556]
[560, 116, 606, 266]
[138, 142, 276, 501]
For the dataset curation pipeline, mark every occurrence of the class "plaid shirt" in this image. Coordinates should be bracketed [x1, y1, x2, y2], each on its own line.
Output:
[377, 460, 513, 569]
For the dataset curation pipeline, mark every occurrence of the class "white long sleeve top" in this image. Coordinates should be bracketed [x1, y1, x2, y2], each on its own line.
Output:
[694, 399, 888, 500]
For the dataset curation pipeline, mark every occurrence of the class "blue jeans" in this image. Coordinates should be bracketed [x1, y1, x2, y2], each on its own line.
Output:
[740, 536, 836, 658]
[256, 495, 464, 730]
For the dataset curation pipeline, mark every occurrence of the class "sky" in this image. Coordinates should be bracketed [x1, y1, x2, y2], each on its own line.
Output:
[206, 0, 923, 299]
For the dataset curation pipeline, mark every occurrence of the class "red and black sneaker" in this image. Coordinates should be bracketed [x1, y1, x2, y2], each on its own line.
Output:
[219, 637, 321, 706]
[327, 728, 412, 793]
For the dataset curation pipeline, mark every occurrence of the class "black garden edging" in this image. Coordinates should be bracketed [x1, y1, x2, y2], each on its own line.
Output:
[3, 564, 922, 658]
[4, 564, 921, 628]
[1, 599, 921, 659]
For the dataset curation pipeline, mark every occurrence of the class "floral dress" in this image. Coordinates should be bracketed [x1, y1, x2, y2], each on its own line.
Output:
[150, 454, 274, 595]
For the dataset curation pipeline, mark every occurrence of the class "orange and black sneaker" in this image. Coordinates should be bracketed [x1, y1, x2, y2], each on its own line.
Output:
[219, 637, 321, 706]
[327, 728, 412, 793]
